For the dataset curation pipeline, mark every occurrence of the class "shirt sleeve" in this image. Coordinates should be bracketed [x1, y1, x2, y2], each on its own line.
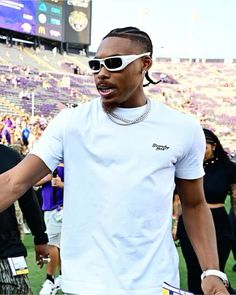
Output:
[19, 187, 48, 245]
[30, 109, 68, 172]
[175, 118, 205, 180]
[228, 161, 236, 184]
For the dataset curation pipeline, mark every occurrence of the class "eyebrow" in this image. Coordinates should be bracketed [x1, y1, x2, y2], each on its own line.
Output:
[93, 54, 128, 59]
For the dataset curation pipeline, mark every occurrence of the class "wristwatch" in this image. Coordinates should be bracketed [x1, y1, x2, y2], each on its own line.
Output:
[201, 269, 229, 287]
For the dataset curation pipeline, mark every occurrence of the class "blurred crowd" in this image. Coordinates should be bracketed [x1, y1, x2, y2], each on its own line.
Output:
[0, 113, 47, 155]
[0, 42, 235, 156]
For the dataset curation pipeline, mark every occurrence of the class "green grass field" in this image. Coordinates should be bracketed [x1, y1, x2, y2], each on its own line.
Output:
[24, 233, 236, 294]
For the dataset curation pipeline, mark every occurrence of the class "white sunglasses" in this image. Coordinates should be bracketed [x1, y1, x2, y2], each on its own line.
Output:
[88, 52, 150, 73]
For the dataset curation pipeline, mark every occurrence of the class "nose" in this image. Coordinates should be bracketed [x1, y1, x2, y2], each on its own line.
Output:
[97, 64, 110, 77]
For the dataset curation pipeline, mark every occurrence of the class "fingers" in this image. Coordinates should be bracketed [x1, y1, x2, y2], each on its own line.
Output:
[36, 254, 50, 268]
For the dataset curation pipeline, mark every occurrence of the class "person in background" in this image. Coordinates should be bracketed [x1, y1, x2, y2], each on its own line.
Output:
[0, 26, 231, 295]
[35, 163, 64, 295]
[177, 128, 236, 294]
[229, 207, 236, 272]
[0, 122, 11, 145]
[21, 124, 30, 147]
[0, 144, 48, 294]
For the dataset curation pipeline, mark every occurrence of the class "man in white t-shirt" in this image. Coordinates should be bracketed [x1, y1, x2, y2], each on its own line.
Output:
[0, 27, 229, 295]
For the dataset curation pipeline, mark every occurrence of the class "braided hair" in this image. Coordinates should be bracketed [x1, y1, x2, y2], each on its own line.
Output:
[103, 26, 160, 87]
[203, 128, 230, 162]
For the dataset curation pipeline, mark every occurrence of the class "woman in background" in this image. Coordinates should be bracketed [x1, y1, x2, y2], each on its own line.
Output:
[177, 128, 236, 294]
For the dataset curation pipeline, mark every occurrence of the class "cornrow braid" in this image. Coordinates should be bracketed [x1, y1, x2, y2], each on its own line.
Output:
[103, 26, 160, 87]
[203, 128, 230, 162]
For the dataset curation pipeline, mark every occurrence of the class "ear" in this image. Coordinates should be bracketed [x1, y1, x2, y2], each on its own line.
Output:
[143, 56, 152, 72]
[211, 143, 217, 151]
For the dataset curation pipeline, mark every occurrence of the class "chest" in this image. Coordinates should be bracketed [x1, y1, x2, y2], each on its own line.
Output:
[65, 122, 186, 172]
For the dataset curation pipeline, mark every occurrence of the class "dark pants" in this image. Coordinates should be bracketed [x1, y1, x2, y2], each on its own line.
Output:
[229, 208, 236, 260]
[0, 258, 32, 294]
[177, 208, 233, 294]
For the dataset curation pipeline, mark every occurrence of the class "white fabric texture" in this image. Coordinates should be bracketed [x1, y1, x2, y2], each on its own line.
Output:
[44, 209, 62, 248]
[31, 98, 205, 295]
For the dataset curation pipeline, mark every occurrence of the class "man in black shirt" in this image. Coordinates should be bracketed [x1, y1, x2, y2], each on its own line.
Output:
[0, 144, 49, 294]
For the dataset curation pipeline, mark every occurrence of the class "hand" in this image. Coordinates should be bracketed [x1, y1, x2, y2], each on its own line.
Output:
[51, 176, 63, 188]
[172, 224, 178, 241]
[35, 244, 50, 268]
[201, 276, 230, 295]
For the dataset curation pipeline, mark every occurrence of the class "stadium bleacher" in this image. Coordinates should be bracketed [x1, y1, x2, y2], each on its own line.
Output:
[0, 42, 235, 153]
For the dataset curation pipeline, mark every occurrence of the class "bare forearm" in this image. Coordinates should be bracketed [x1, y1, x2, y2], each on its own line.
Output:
[0, 154, 51, 212]
[0, 170, 23, 212]
[35, 174, 52, 186]
[176, 177, 220, 271]
[182, 202, 219, 271]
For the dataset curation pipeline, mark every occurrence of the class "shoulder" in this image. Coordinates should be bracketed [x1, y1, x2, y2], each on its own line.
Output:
[72, 98, 100, 115]
[0, 144, 22, 173]
[150, 99, 202, 139]
[0, 144, 22, 161]
[217, 159, 236, 183]
[151, 99, 198, 125]
[226, 160, 236, 183]
[226, 160, 236, 173]
[54, 98, 100, 121]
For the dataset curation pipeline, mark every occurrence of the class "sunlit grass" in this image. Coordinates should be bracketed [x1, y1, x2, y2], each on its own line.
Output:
[24, 233, 236, 294]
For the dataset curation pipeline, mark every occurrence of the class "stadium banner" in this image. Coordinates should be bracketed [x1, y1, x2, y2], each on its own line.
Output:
[0, 0, 64, 41]
[36, 0, 64, 41]
[63, 0, 92, 45]
[0, 0, 37, 36]
[0, 0, 92, 44]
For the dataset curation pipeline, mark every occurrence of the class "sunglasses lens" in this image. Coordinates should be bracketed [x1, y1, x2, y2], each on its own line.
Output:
[105, 57, 123, 70]
[88, 60, 100, 71]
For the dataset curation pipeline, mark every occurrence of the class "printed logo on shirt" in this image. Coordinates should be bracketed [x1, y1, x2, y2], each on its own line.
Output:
[152, 143, 170, 151]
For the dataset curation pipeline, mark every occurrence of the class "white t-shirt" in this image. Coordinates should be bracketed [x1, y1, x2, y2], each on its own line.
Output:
[31, 98, 205, 295]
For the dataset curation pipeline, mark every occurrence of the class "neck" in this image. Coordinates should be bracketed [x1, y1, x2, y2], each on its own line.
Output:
[204, 154, 215, 162]
[105, 98, 151, 126]
[102, 96, 148, 113]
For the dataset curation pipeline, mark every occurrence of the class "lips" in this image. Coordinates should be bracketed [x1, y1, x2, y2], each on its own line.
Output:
[97, 85, 115, 99]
